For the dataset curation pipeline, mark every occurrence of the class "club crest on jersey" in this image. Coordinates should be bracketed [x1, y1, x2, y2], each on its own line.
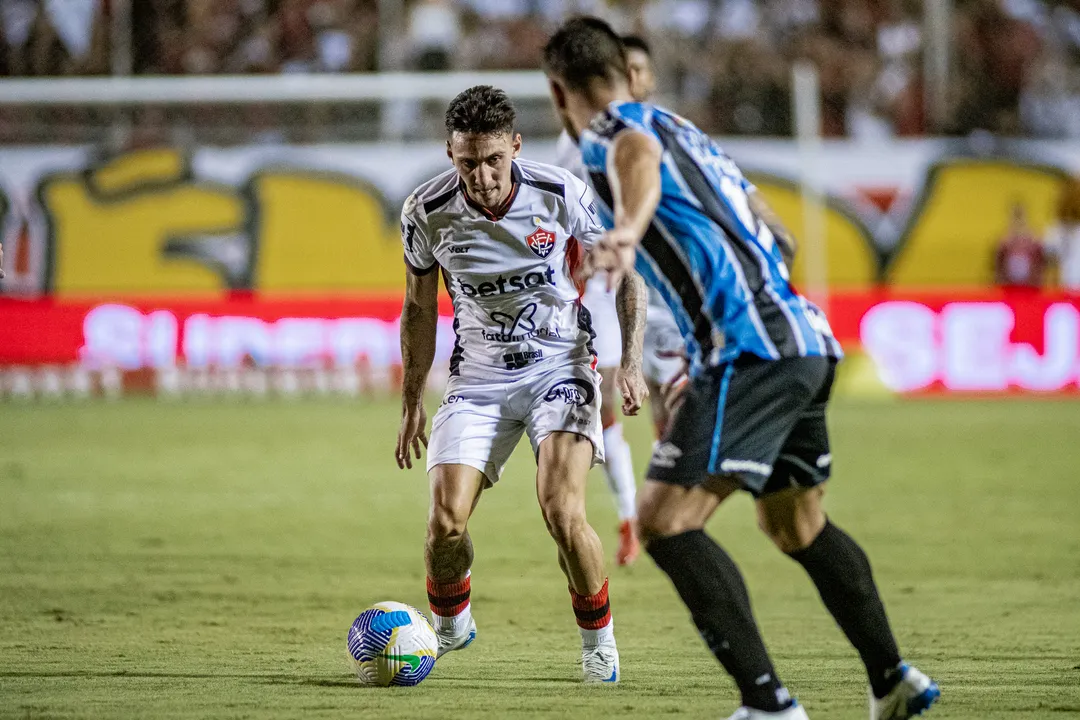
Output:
[526, 227, 556, 259]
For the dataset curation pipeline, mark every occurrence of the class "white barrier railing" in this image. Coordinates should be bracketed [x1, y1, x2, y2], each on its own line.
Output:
[0, 71, 551, 106]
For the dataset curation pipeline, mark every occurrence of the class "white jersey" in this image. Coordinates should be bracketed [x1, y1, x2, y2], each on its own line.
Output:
[402, 159, 604, 377]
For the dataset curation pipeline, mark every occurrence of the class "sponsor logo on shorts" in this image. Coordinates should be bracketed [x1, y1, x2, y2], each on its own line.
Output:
[543, 378, 595, 407]
[457, 267, 556, 298]
[448, 245, 469, 254]
[503, 349, 543, 370]
[815, 453, 832, 468]
[719, 459, 773, 476]
[651, 442, 683, 468]
[440, 394, 465, 406]
[526, 227, 556, 258]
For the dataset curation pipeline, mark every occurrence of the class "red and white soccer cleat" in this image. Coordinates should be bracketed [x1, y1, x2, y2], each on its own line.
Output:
[616, 519, 640, 566]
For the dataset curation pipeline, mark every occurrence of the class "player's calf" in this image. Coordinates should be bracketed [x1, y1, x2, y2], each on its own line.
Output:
[425, 464, 485, 656]
[536, 432, 619, 682]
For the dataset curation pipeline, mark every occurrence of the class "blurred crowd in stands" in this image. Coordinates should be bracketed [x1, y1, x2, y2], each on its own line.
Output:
[1, 0, 1079, 138]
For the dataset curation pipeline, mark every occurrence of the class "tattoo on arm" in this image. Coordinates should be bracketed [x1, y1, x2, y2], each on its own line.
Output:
[400, 270, 440, 409]
[748, 190, 797, 266]
[615, 271, 647, 368]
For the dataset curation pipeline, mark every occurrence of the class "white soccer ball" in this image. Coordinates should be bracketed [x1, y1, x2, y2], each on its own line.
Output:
[347, 601, 438, 687]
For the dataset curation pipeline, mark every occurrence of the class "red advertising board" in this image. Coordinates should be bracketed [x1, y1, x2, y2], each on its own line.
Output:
[2, 291, 1079, 395]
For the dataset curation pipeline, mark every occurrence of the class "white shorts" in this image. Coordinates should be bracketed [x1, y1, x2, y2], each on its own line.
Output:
[643, 304, 685, 385]
[426, 360, 605, 485]
[581, 275, 621, 368]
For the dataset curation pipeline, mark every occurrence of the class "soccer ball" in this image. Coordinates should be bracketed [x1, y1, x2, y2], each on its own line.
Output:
[347, 601, 438, 687]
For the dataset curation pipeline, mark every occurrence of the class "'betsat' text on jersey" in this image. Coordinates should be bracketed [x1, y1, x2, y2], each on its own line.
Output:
[578, 102, 843, 373]
[401, 160, 606, 377]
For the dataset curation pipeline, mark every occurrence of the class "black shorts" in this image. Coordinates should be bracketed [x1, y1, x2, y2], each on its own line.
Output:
[647, 355, 836, 497]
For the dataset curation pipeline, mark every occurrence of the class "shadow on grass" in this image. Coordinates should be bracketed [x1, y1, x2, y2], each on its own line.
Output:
[0, 671, 580, 688]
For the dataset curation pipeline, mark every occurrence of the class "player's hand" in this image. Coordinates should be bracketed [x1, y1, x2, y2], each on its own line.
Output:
[593, 227, 639, 291]
[616, 361, 648, 416]
[395, 403, 428, 470]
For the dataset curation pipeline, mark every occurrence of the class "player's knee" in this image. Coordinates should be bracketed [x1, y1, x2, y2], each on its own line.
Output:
[758, 507, 823, 553]
[636, 500, 698, 546]
[427, 504, 469, 544]
[758, 516, 807, 553]
[540, 501, 586, 548]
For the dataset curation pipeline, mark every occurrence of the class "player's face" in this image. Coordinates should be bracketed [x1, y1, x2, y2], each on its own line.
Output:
[626, 48, 656, 102]
[447, 131, 522, 210]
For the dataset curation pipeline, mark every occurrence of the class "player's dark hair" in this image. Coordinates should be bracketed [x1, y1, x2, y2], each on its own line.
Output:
[444, 85, 516, 137]
[542, 16, 629, 93]
[621, 34, 651, 56]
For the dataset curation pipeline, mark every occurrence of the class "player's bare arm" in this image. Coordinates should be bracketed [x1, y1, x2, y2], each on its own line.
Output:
[748, 189, 797, 266]
[396, 268, 438, 469]
[597, 130, 663, 288]
[614, 271, 648, 415]
[0, 241, 5, 278]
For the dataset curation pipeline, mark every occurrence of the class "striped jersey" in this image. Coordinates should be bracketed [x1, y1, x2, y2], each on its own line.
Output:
[401, 159, 603, 377]
[578, 102, 843, 371]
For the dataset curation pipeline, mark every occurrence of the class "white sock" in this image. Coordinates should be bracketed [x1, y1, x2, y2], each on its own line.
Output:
[601, 424, 637, 521]
[432, 604, 471, 636]
[580, 618, 615, 649]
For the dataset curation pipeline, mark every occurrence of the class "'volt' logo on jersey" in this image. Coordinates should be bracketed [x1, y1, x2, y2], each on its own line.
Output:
[526, 227, 556, 258]
[543, 378, 595, 407]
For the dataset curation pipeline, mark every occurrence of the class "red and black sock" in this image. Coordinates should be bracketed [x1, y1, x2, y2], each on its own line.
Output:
[571, 578, 611, 631]
[427, 574, 470, 620]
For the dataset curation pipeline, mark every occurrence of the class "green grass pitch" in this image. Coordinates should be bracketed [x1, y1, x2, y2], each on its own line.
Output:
[1, 397, 1079, 719]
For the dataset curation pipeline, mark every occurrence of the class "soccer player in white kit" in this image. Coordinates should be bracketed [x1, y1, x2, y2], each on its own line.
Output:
[554, 35, 683, 565]
[394, 86, 648, 683]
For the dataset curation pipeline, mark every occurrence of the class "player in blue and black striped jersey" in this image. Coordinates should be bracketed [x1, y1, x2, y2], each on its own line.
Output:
[542, 18, 940, 720]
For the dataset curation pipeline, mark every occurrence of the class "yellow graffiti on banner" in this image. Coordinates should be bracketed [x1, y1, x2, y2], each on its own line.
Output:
[33, 149, 1074, 295]
[89, 148, 187, 195]
[749, 175, 878, 288]
[42, 149, 243, 295]
[887, 161, 1065, 286]
[250, 171, 401, 292]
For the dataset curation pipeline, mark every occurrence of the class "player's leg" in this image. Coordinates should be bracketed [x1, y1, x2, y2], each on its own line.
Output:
[645, 376, 670, 438]
[424, 385, 524, 658]
[527, 362, 619, 682]
[642, 305, 686, 439]
[754, 364, 939, 719]
[583, 276, 640, 566]
[638, 361, 801, 715]
[597, 366, 640, 565]
[640, 479, 805, 718]
[535, 430, 618, 682]
[425, 462, 485, 655]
